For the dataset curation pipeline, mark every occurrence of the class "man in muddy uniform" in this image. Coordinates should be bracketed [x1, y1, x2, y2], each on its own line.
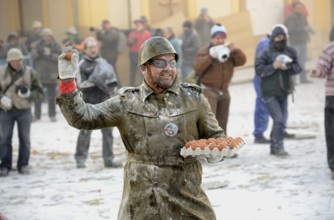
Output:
[56, 36, 225, 220]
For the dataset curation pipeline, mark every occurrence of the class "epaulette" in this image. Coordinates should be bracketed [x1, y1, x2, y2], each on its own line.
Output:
[181, 82, 202, 93]
[117, 87, 138, 97]
[181, 82, 202, 102]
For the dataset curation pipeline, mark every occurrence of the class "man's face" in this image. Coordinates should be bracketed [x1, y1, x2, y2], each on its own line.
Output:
[102, 22, 111, 30]
[183, 27, 191, 33]
[295, 3, 303, 14]
[84, 41, 99, 58]
[42, 35, 52, 43]
[135, 22, 144, 30]
[211, 35, 225, 46]
[274, 35, 285, 42]
[8, 38, 18, 46]
[9, 59, 24, 71]
[33, 27, 42, 34]
[142, 53, 177, 89]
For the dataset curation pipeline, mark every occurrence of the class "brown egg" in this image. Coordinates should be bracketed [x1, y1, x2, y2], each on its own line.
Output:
[208, 142, 216, 150]
[225, 137, 234, 144]
[198, 139, 206, 143]
[229, 140, 237, 149]
[191, 144, 197, 150]
[217, 141, 228, 150]
[185, 141, 192, 148]
[214, 138, 222, 145]
[204, 138, 213, 145]
[199, 143, 206, 150]
[199, 142, 207, 150]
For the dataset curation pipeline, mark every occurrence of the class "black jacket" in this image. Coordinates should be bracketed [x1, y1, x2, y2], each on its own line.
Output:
[255, 45, 302, 97]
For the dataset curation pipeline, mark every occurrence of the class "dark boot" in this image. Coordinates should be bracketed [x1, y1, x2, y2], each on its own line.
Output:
[76, 160, 86, 169]
[104, 160, 122, 168]
[254, 136, 270, 144]
[18, 166, 30, 175]
[0, 167, 9, 177]
[284, 131, 295, 139]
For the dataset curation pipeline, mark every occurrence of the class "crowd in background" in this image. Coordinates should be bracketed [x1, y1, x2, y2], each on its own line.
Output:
[0, 0, 334, 181]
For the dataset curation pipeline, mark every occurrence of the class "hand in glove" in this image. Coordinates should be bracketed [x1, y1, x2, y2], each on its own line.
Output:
[58, 47, 79, 80]
[1, 96, 13, 110]
[209, 46, 219, 59]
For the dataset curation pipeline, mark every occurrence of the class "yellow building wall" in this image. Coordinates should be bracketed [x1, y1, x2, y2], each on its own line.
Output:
[77, 0, 109, 28]
[6, 0, 20, 31]
[309, 0, 331, 58]
[313, 0, 330, 31]
[0, 0, 20, 40]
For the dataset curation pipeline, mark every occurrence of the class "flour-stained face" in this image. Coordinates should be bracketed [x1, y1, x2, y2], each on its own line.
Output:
[141, 53, 177, 90]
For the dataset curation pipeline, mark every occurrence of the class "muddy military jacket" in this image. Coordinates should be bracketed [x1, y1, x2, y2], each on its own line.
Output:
[57, 79, 225, 220]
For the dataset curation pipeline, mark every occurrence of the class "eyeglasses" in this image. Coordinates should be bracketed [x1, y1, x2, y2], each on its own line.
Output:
[149, 59, 177, 68]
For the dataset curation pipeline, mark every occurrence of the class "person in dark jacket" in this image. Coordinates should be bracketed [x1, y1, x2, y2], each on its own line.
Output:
[181, 20, 201, 82]
[96, 19, 122, 86]
[62, 27, 84, 53]
[74, 37, 121, 169]
[0, 32, 31, 66]
[31, 28, 62, 122]
[253, 25, 296, 144]
[255, 25, 302, 156]
[194, 7, 215, 47]
[25, 21, 43, 53]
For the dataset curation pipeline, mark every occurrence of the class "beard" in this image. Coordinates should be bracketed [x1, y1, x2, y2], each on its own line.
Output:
[156, 70, 176, 89]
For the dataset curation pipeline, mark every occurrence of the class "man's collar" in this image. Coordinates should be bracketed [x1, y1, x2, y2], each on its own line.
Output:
[139, 78, 180, 102]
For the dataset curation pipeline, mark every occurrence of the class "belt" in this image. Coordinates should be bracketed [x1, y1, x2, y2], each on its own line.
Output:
[201, 83, 224, 96]
[127, 152, 197, 167]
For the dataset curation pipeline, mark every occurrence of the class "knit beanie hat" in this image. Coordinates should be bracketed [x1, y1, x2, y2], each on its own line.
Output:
[211, 24, 227, 38]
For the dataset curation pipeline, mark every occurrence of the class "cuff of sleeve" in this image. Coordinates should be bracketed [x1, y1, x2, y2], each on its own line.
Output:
[59, 80, 77, 94]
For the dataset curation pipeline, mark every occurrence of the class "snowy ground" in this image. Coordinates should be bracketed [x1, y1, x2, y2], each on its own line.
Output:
[1, 70, 334, 220]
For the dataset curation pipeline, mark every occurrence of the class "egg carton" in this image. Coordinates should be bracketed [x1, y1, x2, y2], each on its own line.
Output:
[180, 142, 244, 159]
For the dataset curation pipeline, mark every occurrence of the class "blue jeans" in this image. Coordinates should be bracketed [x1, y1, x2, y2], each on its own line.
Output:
[34, 83, 57, 119]
[253, 75, 289, 139]
[253, 75, 270, 139]
[263, 95, 287, 152]
[0, 109, 32, 170]
[75, 128, 114, 164]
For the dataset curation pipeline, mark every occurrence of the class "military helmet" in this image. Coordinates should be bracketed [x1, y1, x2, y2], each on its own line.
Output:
[138, 36, 178, 66]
